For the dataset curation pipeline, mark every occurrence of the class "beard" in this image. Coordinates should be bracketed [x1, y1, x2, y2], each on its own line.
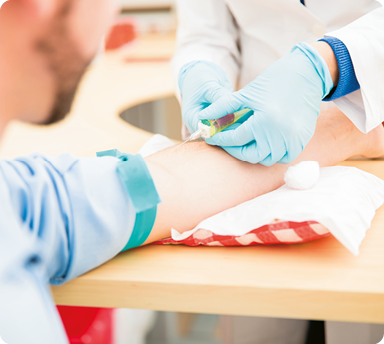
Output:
[35, 2, 91, 125]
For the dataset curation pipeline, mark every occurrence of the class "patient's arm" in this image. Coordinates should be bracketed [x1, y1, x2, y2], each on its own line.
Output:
[144, 107, 384, 243]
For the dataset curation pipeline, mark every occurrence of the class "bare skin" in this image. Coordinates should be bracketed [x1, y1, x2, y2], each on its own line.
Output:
[144, 107, 384, 243]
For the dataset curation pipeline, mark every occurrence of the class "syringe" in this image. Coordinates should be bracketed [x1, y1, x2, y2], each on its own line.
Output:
[173, 108, 251, 150]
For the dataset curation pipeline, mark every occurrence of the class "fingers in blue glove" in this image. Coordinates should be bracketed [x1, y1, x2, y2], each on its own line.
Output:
[204, 86, 232, 105]
[179, 61, 236, 134]
[208, 113, 291, 165]
[277, 144, 303, 165]
[219, 124, 273, 164]
[258, 141, 287, 166]
[221, 143, 264, 164]
[223, 140, 289, 166]
[205, 118, 255, 147]
[198, 92, 244, 120]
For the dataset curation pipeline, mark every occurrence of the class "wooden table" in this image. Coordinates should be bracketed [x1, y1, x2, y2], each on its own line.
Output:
[2, 34, 384, 325]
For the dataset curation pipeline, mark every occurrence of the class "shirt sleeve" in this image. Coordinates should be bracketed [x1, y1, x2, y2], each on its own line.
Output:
[322, 3, 384, 133]
[0, 236, 70, 344]
[0, 169, 70, 344]
[319, 36, 360, 101]
[171, 0, 241, 101]
[0, 152, 160, 343]
[0, 153, 136, 285]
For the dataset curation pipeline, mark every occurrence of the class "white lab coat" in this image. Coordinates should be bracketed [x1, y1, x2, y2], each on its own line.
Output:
[172, 0, 384, 134]
[172, 1, 384, 343]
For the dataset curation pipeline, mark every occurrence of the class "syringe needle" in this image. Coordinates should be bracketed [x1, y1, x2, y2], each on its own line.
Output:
[171, 129, 203, 151]
[171, 138, 190, 151]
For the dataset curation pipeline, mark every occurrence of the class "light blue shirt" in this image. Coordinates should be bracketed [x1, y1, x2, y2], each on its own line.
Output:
[0, 153, 136, 344]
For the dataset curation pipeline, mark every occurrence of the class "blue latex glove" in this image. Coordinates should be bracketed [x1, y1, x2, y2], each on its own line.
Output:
[179, 60, 233, 134]
[198, 42, 334, 166]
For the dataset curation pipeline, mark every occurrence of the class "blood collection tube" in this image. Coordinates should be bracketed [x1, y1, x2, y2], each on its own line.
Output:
[198, 108, 251, 138]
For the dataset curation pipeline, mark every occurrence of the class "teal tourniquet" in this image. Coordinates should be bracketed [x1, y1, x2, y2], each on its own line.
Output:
[97, 149, 161, 251]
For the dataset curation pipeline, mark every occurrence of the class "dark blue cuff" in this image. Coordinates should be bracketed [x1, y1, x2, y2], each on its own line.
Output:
[319, 37, 360, 101]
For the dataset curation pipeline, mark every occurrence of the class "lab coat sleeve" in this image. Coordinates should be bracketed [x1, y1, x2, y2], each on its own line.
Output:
[0, 153, 136, 285]
[171, 0, 241, 101]
[325, 2, 384, 133]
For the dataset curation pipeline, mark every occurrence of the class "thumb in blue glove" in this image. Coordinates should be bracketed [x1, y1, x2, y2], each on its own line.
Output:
[198, 42, 334, 166]
[178, 60, 233, 134]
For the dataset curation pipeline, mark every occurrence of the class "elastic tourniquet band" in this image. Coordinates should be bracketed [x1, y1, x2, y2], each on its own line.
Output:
[97, 149, 161, 251]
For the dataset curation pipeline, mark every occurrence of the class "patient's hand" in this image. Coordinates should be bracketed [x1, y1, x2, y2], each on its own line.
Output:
[144, 107, 384, 244]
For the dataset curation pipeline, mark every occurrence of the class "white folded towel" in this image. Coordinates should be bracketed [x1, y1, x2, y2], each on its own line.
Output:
[139, 134, 384, 255]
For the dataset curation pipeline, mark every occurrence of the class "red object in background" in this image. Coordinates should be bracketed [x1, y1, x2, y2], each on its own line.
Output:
[57, 306, 114, 344]
[105, 17, 137, 51]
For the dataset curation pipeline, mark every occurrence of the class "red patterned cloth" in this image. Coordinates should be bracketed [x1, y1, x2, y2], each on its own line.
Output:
[153, 220, 330, 247]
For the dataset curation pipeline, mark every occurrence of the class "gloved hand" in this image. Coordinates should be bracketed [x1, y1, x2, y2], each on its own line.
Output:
[178, 60, 233, 134]
[198, 42, 334, 166]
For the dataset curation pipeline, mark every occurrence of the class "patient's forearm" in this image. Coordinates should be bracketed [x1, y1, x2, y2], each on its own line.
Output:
[144, 108, 384, 243]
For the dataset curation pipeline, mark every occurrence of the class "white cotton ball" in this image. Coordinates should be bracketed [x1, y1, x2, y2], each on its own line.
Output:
[284, 161, 320, 190]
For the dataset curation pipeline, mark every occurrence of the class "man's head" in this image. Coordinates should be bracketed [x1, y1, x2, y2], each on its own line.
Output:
[0, 0, 118, 129]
